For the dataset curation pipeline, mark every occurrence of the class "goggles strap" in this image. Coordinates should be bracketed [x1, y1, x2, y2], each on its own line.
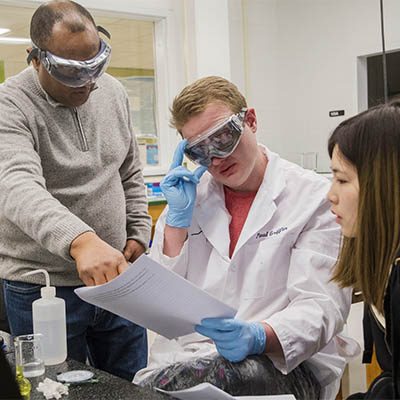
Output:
[97, 25, 111, 39]
[27, 48, 39, 65]
[27, 25, 111, 65]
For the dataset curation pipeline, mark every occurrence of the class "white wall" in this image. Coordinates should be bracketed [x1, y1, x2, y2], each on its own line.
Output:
[244, 0, 281, 161]
[228, 0, 247, 95]
[181, 0, 245, 91]
[245, 0, 400, 172]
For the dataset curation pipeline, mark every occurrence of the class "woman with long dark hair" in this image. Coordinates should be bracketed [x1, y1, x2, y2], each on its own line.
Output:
[327, 100, 400, 399]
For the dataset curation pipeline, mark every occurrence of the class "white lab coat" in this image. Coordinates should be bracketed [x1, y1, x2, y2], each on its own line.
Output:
[134, 147, 354, 399]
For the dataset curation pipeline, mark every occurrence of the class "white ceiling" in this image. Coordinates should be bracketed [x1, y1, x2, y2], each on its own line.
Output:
[0, 2, 155, 76]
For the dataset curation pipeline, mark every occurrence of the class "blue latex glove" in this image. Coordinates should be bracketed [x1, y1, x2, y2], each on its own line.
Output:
[195, 318, 266, 362]
[160, 139, 207, 228]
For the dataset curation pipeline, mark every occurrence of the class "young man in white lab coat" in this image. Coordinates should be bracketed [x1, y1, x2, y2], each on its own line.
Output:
[134, 76, 354, 399]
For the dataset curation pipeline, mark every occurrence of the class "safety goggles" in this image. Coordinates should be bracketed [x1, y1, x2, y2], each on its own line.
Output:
[184, 109, 247, 167]
[27, 27, 111, 88]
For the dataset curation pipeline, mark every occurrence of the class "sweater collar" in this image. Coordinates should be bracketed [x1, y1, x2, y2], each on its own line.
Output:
[30, 67, 59, 108]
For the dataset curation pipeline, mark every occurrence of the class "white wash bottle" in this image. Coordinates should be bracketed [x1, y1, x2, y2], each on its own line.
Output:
[21, 269, 67, 365]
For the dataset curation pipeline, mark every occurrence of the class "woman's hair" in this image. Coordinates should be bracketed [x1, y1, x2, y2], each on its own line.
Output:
[170, 76, 247, 134]
[328, 100, 400, 313]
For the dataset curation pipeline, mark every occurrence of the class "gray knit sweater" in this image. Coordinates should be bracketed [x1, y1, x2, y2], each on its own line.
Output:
[0, 67, 152, 286]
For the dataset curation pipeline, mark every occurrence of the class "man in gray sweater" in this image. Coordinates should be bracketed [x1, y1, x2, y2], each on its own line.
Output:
[0, 1, 152, 381]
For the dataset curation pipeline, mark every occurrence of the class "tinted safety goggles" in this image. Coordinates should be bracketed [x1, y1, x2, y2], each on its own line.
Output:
[27, 26, 111, 88]
[184, 109, 247, 167]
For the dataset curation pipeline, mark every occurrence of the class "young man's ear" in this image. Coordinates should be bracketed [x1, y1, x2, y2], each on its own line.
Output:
[245, 108, 257, 133]
[26, 47, 40, 71]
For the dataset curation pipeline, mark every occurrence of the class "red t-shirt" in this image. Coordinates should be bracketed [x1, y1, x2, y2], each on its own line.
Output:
[224, 186, 257, 258]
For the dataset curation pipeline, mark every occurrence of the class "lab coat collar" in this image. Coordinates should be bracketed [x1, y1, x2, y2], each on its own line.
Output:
[195, 145, 287, 258]
[196, 176, 231, 258]
[259, 145, 286, 201]
[232, 145, 286, 256]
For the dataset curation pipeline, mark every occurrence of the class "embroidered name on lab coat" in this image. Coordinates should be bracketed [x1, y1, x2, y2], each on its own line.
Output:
[256, 226, 288, 239]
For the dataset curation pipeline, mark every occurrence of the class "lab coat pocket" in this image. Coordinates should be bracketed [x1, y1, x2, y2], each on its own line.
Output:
[238, 237, 291, 301]
[240, 273, 267, 300]
[234, 246, 269, 300]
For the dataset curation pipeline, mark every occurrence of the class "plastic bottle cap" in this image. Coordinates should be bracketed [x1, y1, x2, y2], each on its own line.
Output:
[41, 286, 56, 298]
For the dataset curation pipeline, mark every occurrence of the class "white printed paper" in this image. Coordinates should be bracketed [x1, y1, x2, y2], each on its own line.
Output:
[74, 255, 236, 339]
[156, 382, 296, 400]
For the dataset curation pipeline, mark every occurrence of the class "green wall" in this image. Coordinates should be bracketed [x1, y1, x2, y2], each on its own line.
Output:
[0, 61, 5, 83]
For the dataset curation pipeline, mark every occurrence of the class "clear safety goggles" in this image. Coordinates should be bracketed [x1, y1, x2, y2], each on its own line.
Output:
[184, 109, 247, 167]
[27, 27, 111, 88]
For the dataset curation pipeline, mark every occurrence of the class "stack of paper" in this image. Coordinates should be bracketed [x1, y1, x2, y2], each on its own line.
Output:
[75, 254, 237, 339]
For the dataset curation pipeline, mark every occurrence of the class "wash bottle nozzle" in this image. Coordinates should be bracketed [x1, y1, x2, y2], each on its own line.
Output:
[22, 269, 56, 298]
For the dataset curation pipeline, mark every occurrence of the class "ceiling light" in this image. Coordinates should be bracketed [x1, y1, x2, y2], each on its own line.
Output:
[0, 37, 31, 44]
[0, 28, 10, 35]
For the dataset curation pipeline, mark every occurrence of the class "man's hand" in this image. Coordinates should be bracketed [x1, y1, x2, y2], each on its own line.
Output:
[195, 318, 266, 362]
[123, 239, 145, 262]
[161, 139, 207, 228]
[70, 231, 129, 286]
